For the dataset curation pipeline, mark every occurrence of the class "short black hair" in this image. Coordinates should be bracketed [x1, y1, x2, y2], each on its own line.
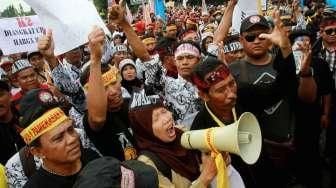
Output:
[27, 51, 42, 61]
[289, 29, 315, 44]
[29, 137, 41, 147]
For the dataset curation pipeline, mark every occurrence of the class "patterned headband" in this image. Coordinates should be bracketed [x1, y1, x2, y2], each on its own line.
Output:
[174, 43, 200, 59]
[192, 65, 230, 91]
[20, 107, 69, 144]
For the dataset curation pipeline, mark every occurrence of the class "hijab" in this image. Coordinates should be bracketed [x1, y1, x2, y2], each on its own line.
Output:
[129, 104, 200, 181]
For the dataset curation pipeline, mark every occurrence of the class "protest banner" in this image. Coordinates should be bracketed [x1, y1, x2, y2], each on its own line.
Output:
[0, 15, 45, 55]
[232, 0, 259, 33]
[24, 0, 111, 56]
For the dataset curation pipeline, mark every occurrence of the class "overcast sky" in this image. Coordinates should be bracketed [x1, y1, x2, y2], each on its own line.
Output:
[0, 0, 31, 12]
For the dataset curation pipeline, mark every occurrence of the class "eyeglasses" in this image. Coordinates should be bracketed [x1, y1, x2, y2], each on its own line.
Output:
[324, 28, 336, 35]
[244, 33, 266, 42]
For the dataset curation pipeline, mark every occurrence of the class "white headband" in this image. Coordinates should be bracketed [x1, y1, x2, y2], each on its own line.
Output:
[174, 43, 200, 59]
[223, 41, 243, 53]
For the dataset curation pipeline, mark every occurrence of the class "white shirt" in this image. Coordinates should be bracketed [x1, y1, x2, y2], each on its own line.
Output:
[142, 57, 202, 129]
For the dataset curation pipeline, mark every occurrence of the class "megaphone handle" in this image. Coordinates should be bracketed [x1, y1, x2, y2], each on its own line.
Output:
[205, 128, 230, 188]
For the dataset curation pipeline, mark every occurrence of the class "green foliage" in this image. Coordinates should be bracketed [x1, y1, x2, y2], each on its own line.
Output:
[1, 5, 19, 17]
[0, 4, 36, 17]
[93, 0, 108, 19]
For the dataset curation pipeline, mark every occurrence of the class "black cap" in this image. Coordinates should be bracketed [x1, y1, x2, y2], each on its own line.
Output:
[73, 157, 159, 188]
[19, 88, 70, 129]
[240, 15, 270, 33]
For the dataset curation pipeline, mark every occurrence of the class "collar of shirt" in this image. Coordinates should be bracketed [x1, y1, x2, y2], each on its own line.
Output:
[322, 43, 336, 53]
[177, 75, 192, 88]
[327, 48, 336, 53]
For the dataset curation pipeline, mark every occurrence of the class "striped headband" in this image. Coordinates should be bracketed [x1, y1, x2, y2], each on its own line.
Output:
[174, 43, 200, 59]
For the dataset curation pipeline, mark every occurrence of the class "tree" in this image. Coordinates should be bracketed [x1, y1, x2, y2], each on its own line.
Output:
[0, 4, 36, 17]
[93, 0, 108, 19]
[27, 7, 36, 16]
[1, 5, 19, 17]
[18, 4, 25, 16]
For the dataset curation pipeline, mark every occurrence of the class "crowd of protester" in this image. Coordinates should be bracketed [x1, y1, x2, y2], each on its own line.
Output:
[0, 0, 336, 187]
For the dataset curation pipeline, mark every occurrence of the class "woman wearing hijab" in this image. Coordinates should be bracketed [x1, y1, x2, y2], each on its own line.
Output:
[118, 58, 144, 96]
[129, 101, 217, 187]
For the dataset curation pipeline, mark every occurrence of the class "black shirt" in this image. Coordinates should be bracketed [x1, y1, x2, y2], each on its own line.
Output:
[191, 105, 234, 131]
[295, 57, 334, 133]
[229, 51, 298, 142]
[23, 148, 99, 188]
[83, 101, 136, 161]
[0, 115, 25, 165]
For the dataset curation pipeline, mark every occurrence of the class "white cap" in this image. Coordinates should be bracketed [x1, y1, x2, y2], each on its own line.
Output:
[201, 32, 214, 41]
[11, 59, 33, 75]
[112, 44, 128, 56]
[118, 58, 136, 71]
[112, 31, 123, 38]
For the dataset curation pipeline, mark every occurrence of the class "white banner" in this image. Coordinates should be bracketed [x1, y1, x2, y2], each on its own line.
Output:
[0, 15, 45, 55]
[232, 0, 259, 33]
[24, 0, 111, 56]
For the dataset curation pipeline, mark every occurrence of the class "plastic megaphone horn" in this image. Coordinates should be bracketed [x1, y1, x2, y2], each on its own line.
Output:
[181, 112, 262, 164]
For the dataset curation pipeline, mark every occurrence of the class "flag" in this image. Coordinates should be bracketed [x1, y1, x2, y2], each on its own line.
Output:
[326, 0, 336, 8]
[232, 0, 259, 33]
[125, 3, 133, 24]
[149, 0, 155, 13]
[154, 0, 166, 22]
[201, 0, 208, 15]
[144, 3, 152, 25]
[300, 0, 304, 6]
[183, 0, 188, 8]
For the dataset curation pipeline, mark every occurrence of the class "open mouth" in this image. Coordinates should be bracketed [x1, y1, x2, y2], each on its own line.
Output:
[167, 126, 175, 137]
[165, 120, 176, 138]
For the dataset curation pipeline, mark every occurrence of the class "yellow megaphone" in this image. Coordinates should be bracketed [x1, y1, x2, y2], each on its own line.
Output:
[181, 112, 262, 164]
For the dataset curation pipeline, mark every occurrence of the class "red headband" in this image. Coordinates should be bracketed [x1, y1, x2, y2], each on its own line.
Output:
[320, 20, 336, 28]
[192, 65, 230, 91]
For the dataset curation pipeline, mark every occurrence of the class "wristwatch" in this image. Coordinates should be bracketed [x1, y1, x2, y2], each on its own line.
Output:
[299, 67, 314, 77]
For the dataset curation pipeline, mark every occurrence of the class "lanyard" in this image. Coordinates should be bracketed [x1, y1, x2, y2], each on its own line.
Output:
[205, 102, 237, 127]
